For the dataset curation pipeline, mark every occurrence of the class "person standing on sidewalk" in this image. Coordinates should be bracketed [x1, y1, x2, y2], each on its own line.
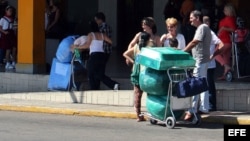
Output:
[127, 17, 162, 49]
[203, 16, 224, 112]
[182, 10, 211, 120]
[123, 31, 151, 122]
[160, 17, 186, 49]
[71, 21, 119, 90]
[0, 5, 17, 70]
[124, 17, 161, 122]
[215, 3, 236, 80]
[94, 12, 119, 90]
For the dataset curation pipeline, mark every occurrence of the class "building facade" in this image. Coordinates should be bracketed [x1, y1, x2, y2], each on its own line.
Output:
[6, 0, 247, 74]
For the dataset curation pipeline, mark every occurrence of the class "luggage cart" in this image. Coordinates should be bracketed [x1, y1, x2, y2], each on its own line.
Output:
[225, 30, 250, 82]
[69, 49, 88, 91]
[141, 67, 201, 129]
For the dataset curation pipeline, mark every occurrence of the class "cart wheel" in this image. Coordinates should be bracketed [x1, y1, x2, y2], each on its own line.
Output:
[166, 117, 175, 129]
[193, 114, 202, 126]
[149, 119, 158, 125]
[225, 71, 233, 82]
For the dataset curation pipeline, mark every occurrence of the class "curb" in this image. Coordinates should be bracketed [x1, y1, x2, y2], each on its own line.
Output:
[0, 105, 137, 119]
[0, 105, 249, 125]
[201, 115, 250, 125]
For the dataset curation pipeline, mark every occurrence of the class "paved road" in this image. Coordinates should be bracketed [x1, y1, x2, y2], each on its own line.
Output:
[0, 111, 224, 141]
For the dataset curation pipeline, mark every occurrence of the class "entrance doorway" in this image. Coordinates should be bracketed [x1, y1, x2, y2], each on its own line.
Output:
[117, 0, 153, 53]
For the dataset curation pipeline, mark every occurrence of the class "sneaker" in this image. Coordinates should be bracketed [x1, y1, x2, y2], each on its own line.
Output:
[7, 64, 14, 69]
[113, 83, 120, 90]
[12, 61, 16, 69]
[5, 62, 14, 70]
[5, 62, 10, 69]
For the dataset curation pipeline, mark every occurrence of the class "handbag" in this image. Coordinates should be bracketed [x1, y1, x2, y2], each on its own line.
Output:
[174, 71, 209, 98]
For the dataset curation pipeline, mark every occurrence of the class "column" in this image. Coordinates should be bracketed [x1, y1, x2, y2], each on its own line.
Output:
[16, 0, 46, 74]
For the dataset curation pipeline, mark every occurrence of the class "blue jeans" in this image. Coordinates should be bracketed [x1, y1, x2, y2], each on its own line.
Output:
[189, 61, 209, 113]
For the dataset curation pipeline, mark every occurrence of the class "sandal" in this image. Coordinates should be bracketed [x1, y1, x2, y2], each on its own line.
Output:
[184, 112, 193, 121]
[137, 115, 146, 122]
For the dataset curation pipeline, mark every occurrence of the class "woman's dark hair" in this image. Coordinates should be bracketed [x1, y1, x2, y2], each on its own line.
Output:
[141, 17, 157, 34]
[95, 12, 106, 22]
[138, 31, 150, 49]
[5, 5, 13, 11]
[5, 5, 15, 17]
[89, 20, 100, 32]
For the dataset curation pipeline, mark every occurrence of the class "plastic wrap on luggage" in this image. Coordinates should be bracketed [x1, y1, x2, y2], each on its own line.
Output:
[47, 58, 71, 90]
[56, 35, 79, 63]
[139, 67, 169, 95]
[137, 47, 195, 70]
[146, 94, 183, 121]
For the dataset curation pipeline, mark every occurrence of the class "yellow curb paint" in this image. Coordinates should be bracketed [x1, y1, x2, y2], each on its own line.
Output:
[0, 105, 137, 119]
[1, 105, 249, 125]
[202, 116, 250, 125]
[77, 110, 137, 119]
[0, 105, 76, 115]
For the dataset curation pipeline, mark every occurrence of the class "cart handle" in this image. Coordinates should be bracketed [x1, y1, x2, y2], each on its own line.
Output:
[167, 66, 195, 82]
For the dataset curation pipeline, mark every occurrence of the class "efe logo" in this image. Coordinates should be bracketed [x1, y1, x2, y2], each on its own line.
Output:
[228, 129, 246, 136]
[224, 125, 249, 141]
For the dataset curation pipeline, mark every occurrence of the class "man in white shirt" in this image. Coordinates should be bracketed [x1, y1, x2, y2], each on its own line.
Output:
[203, 16, 224, 111]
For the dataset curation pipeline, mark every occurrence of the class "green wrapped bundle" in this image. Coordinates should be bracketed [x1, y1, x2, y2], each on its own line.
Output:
[146, 94, 184, 121]
[139, 67, 169, 95]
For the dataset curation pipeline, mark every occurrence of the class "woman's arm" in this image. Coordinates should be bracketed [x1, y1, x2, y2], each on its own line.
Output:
[218, 18, 236, 35]
[0, 26, 8, 34]
[217, 26, 235, 35]
[160, 34, 167, 46]
[123, 47, 135, 64]
[103, 34, 112, 44]
[211, 41, 224, 59]
[47, 8, 60, 30]
[71, 33, 92, 51]
[128, 32, 140, 49]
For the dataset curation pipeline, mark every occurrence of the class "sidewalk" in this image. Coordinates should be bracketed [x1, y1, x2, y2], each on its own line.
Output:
[0, 97, 249, 125]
